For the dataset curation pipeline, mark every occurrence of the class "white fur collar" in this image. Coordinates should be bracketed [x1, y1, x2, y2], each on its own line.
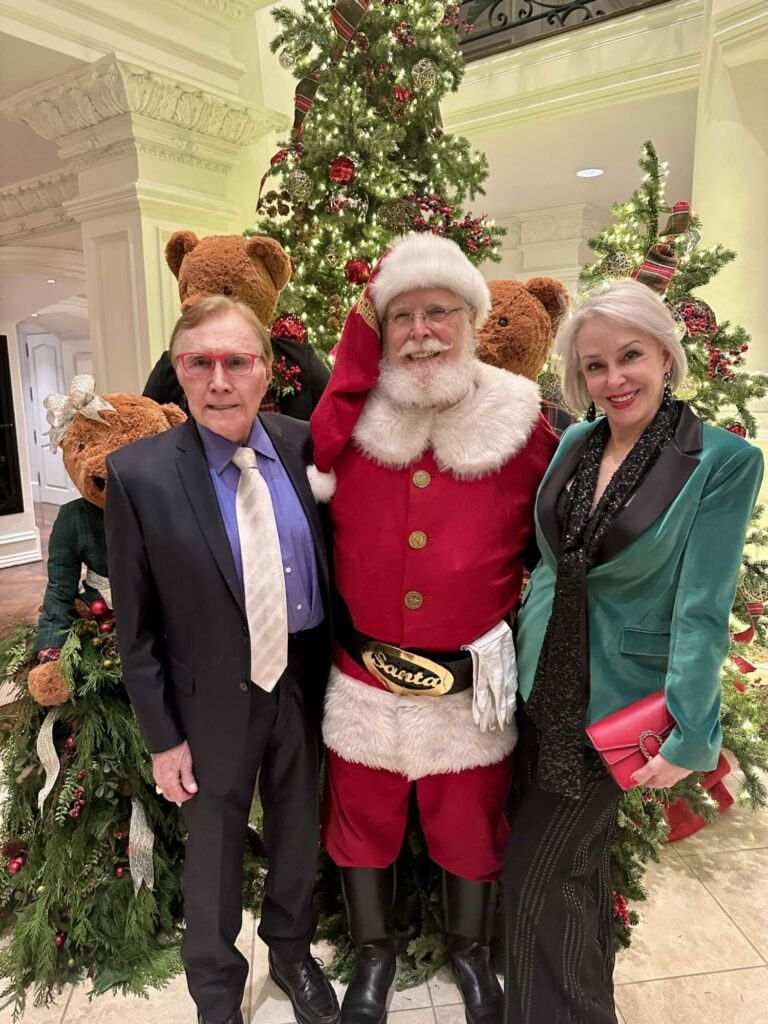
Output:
[352, 362, 541, 479]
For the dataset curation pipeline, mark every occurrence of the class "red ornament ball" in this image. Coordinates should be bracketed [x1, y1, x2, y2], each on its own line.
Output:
[90, 599, 109, 618]
[727, 423, 747, 438]
[115, 866, 126, 878]
[65, 736, 75, 749]
[98, 621, 113, 634]
[329, 155, 356, 184]
[345, 259, 372, 285]
[55, 931, 66, 948]
[8, 858, 23, 875]
[272, 315, 308, 344]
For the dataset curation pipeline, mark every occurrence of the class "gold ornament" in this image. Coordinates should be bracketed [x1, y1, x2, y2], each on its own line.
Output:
[675, 372, 700, 402]
[286, 170, 312, 200]
[600, 252, 634, 278]
[378, 198, 417, 231]
[325, 242, 345, 268]
[412, 58, 439, 92]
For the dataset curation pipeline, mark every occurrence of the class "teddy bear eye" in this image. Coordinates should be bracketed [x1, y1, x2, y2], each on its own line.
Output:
[77, 442, 86, 452]
[498, 316, 509, 327]
[222, 285, 232, 296]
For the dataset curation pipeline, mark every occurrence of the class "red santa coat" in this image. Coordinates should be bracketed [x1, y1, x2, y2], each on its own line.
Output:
[317, 363, 558, 780]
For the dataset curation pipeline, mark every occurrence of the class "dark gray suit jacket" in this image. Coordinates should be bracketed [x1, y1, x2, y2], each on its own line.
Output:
[105, 414, 331, 794]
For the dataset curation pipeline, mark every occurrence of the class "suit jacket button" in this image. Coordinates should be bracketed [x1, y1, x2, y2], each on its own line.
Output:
[404, 590, 423, 610]
[239, 681, 249, 692]
[408, 530, 427, 550]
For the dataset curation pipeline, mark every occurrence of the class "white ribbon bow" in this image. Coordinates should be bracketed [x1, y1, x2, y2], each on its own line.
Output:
[462, 620, 519, 733]
[44, 374, 114, 454]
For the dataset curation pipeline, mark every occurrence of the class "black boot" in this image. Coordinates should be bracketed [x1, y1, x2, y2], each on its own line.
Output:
[443, 871, 503, 1024]
[340, 866, 397, 1024]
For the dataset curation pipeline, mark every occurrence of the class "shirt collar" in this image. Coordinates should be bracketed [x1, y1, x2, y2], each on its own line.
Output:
[198, 416, 277, 474]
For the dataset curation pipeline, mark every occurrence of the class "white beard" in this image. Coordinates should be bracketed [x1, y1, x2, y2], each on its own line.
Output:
[376, 345, 477, 410]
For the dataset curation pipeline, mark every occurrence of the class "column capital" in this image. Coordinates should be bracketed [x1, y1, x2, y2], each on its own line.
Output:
[0, 53, 285, 147]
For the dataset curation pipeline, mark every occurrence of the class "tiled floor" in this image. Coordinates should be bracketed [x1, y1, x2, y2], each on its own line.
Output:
[2, 508, 768, 1022]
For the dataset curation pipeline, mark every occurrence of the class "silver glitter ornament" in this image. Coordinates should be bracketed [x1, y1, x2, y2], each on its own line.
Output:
[279, 48, 296, 69]
[412, 58, 439, 92]
[286, 170, 312, 200]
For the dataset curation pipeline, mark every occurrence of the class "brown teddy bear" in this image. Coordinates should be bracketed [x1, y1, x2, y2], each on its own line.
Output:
[143, 231, 330, 420]
[28, 379, 185, 706]
[476, 277, 573, 434]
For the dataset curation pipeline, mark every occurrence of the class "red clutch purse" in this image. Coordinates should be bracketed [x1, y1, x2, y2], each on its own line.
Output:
[585, 689, 675, 790]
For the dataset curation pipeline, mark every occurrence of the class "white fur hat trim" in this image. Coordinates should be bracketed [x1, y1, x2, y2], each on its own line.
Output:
[369, 234, 491, 328]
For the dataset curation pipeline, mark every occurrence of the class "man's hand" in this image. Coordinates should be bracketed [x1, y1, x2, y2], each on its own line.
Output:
[152, 741, 198, 803]
[631, 753, 692, 789]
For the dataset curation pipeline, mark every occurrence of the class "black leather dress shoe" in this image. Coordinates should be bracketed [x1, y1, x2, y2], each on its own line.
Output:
[197, 1011, 244, 1024]
[269, 950, 341, 1024]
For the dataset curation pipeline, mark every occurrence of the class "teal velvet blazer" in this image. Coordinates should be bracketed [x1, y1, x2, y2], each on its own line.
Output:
[516, 404, 764, 771]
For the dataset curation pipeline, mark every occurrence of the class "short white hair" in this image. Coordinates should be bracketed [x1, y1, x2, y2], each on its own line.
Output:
[554, 279, 688, 413]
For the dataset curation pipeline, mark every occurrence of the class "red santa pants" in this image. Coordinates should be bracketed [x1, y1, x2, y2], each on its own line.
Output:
[322, 748, 514, 883]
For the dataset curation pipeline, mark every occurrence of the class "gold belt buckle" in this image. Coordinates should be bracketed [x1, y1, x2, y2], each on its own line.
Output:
[361, 641, 454, 697]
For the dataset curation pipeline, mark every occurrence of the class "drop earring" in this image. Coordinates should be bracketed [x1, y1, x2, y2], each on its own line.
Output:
[586, 401, 596, 422]
[662, 370, 673, 407]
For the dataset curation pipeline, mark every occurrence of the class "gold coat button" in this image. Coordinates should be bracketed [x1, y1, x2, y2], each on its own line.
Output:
[404, 590, 423, 610]
[408, 531, 427, 550]
[412, 470, 431, 488]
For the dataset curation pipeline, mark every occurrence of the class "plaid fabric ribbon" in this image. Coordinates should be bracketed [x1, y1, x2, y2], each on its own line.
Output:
[293, 0, 370, 131]
[632, 200, 692, 294]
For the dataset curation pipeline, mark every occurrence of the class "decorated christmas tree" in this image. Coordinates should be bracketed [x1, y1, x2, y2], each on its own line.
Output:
[580, 140, 768, 945]
[247, 0, 503, 354]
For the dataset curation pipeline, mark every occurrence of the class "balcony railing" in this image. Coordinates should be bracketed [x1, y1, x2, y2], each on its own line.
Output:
[458, 0, 674, 60]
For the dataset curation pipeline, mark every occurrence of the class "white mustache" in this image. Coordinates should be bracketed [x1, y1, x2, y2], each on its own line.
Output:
[398, 338, 453, 358]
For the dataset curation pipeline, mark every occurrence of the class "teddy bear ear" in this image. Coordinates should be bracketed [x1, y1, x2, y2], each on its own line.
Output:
[524, 278, 571, 334]
[160, 402, 187, 428]
[245, 236, 293, 292]
[165, 231, 200, 279]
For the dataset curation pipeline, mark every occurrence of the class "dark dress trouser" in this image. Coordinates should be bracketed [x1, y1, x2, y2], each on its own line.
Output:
[181, 629, 323, 1021]
[503, 711, 622, 1024]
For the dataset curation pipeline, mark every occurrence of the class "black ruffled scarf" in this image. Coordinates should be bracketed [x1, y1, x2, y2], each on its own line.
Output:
[525, 398, 680, 800]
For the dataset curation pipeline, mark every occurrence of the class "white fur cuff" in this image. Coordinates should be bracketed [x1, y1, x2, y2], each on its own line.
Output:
[306, 464, 336, 502]
[322, 666, 517, 780]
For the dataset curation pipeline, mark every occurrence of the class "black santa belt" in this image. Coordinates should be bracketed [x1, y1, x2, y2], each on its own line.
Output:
[340, 625, 473, 697]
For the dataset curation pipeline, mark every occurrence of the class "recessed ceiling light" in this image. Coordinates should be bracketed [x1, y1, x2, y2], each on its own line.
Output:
[576, 167, 604, 178]
[46, 278, 56, 284]
[30, 313, 39, 317]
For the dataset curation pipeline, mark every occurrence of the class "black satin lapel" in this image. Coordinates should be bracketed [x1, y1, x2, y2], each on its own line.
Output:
[537, 435, 590, 560]
[260, 416, 329, 594]
[596, 443, 700, 565]
[175, 425, 244, 612]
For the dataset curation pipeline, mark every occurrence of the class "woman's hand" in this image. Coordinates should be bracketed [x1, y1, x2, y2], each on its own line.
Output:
[631, 753, 692, 789]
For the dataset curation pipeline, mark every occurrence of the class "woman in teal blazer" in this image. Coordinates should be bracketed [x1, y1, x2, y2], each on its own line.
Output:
[503, 279, 763, 1024]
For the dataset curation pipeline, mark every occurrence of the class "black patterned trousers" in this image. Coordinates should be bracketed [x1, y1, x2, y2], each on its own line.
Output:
[503, 712, 622, 1024]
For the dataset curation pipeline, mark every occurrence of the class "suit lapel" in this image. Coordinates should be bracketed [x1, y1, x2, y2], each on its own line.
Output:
[537, 404, 704, 565]
[260, 414, 330, 597]
[596, 404, 702, 564]
[175, 419, 244, 613]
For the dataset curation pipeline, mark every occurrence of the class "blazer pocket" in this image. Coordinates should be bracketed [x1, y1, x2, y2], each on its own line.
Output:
[167, 654, 195, 694]
[620, 627, 671, 669]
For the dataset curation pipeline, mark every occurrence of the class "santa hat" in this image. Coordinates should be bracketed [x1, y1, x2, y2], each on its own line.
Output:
[310, 234, 490, 474]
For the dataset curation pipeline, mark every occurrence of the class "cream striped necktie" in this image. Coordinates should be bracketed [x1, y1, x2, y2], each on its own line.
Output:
[231, 446, 288, 691]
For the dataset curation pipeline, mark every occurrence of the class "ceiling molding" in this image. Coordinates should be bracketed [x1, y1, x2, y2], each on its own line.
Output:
[714, 0, 768, 66]
[0, 170, 77, 221]
[0, 246, 85, 279]
[169, 0, 264, 26]
[36, 295, 89, 319]
[0, 54, 283, 146]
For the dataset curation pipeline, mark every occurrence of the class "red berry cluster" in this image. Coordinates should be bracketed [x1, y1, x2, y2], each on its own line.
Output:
[612, 890, 631, 927]
[393, 21, 416, 46]
[410, 194, 494, 253]
[7, 852, 26, 875]
[69, 786, 87, 819]
[704, 338, 748, 381]
[443, 3, 475, 31]
[393, 86, 414, 103]
[271, 356, 303, 396]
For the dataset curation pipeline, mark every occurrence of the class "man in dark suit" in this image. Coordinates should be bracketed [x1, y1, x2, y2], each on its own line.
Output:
[105, 296, 339, 1024]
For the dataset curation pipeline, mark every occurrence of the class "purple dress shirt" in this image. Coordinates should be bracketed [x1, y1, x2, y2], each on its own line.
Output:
[198, 419, 323, 632]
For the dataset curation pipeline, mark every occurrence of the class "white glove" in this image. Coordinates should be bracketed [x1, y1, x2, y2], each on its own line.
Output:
[462, 620, 518, 733]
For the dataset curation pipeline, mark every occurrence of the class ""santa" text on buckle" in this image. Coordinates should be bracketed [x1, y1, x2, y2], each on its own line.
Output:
[361, 641, 455, 697]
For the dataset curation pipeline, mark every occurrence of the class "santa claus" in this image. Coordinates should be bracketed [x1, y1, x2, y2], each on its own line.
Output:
[309, 234, 558, 1024]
